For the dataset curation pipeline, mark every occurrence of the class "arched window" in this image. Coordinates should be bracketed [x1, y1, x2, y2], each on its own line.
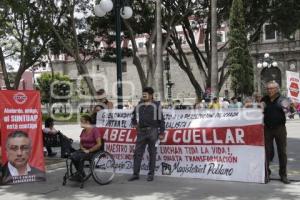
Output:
[260, 67, 281, 92]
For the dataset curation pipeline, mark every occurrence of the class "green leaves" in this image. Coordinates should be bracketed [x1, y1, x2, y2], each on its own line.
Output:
[228, 0, 254, 96]
[36, 72, 71, 104]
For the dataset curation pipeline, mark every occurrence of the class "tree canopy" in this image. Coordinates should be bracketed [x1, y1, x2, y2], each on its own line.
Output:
[228, 0, 254, 96]
[36, 72, 71, 105]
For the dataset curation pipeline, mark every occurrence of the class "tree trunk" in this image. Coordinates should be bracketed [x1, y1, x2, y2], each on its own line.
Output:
[0, 47, 13, 89]
[210, 0, 219, 97]
[156, 0, 165, 101]
[124, 20, 147, 89]
[13, 66, 26, 90]
[146, 41, 156, 87]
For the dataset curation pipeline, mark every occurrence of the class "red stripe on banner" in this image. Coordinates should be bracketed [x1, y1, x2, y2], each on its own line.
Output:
[99, 124, 264, 146]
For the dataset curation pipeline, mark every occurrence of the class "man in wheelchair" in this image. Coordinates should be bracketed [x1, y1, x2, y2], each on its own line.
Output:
[69, 115, 102, 181]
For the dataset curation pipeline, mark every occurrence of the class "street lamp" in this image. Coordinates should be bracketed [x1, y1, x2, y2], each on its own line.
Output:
[257, 53, 278, 68]
[94, 0, 133, 109]
[164, 53, 174, 104]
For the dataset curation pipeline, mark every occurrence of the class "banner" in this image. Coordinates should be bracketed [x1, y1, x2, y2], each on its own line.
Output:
[0, 91, 45, 184]
[286, 70, 300, 103]
[96, 109, 265, 183]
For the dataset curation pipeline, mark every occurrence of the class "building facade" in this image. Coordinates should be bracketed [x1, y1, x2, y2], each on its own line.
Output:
[251, 25, 300, 95]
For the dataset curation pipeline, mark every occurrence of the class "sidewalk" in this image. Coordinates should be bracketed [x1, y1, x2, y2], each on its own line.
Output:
[13, 121, 299, 200]
[0, 167, 299, 200]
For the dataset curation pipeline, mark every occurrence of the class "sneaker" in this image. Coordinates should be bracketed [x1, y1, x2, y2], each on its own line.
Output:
[147, 175, 154, 181]
[268, 169, 271, 176]
[280, 176, 291, 184]
[265, 176, 270, 184]
[128, 175, 139, 181]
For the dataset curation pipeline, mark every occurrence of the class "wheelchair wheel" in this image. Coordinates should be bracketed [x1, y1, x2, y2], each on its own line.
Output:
[69, 159, 92, 182]
[91, 151, 115, 185]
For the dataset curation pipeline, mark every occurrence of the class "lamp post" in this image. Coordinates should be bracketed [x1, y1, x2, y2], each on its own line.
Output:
[164, 53, 174, 104]
[257, 53, 278, 69]
[256, 53, 279, 93]
[94, 0, 133, 109]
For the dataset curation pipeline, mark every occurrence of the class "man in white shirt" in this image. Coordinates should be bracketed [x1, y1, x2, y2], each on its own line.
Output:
[2, 130, 45, 184]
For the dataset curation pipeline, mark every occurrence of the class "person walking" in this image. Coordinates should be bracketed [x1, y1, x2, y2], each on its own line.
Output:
[261, 81, 290, 184]
[128, 87, 165, 182]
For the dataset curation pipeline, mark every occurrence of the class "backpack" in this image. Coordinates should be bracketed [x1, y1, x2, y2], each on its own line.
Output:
[59, 132, 75, 158]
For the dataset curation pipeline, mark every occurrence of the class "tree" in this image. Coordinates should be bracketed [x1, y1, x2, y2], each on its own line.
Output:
[39, 0, 99, 98]
[228, 0, 253, 96]
[122, 0, 186, 90]
[0, 0, 54, 89]
[36, 72, 71, 115]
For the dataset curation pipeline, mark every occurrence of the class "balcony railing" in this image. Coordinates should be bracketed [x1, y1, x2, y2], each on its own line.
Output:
[250, 40, 300, 55]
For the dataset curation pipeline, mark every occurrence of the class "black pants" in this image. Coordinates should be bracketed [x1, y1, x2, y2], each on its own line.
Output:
[264, 125, 288, 177]
[46, 146, 53, 154]
[70, 150, 95, 175]
[133, 127, 158, 176]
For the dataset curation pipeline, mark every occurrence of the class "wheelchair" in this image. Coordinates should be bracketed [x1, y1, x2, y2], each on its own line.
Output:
[62, 148, 115, 188]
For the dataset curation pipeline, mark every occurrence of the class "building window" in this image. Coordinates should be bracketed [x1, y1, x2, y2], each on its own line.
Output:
[264, 24, 277, 41]
[122, 61, 127, 73]
[96, 64, 100, 71]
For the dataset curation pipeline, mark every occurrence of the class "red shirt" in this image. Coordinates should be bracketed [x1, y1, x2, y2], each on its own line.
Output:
[80, 127, 101, 149]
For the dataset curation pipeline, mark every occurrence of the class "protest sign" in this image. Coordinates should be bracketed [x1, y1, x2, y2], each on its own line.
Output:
[97, 109, 265, 183]
[286, 70, 300, 103]
[0, 91, 45, 184]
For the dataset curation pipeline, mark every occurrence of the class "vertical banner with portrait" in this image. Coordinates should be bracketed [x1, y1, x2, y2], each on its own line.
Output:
[286, 70, 300, 103]
[0, 90, 46, 184]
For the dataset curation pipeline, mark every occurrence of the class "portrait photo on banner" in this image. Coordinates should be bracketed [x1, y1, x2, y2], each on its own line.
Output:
[0, 90, 46, 185]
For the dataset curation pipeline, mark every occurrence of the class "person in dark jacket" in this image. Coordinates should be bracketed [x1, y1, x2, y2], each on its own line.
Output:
[261, 81, 290, 184]
[128, 87, 165, 182]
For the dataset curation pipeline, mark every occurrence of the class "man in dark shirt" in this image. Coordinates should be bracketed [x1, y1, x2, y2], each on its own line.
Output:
[261, 81, 290, 184]
[128, 87, 165, 182]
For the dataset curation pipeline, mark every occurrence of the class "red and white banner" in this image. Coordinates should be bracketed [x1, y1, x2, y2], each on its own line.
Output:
[0, 91, 45, 185]
[286, 70, 300, 103]
[97, 109, 265, 183]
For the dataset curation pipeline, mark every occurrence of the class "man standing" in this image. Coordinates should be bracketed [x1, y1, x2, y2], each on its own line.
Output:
[261, 81, 290, 184]
[128, 87, 165, 181]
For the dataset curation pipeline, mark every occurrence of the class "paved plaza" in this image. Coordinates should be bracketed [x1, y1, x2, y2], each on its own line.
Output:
[0, 119, 300, 200]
